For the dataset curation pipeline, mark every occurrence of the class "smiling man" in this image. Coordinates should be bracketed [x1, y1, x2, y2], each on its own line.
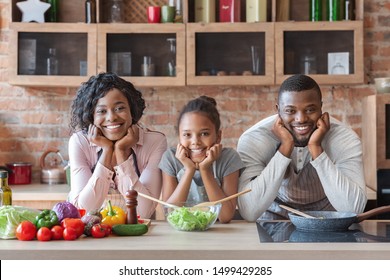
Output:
[237, 74, 367, 221]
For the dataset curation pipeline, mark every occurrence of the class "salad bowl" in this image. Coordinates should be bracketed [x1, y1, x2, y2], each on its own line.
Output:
[164, 203, 221, 231]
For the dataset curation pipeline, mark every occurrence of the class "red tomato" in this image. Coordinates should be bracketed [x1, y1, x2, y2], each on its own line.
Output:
[91, 224, 106, 238]
[63, 227, 78, 241]
[100, 224, 112, 237]
[16, 221, 37, 241]
[37, 227, 52, 241]
[51, 225, 64, 240]
[61, 218, 85, 237]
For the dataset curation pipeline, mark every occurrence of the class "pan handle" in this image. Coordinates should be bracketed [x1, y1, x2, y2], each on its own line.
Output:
[356, 205, 390, 222]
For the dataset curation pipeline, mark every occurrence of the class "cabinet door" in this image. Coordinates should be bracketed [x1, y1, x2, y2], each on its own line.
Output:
[9, 23, 97, 87]
[186, 22, 274, 86]
[97, 23, 186, 87]
[275, 21, 364, 85]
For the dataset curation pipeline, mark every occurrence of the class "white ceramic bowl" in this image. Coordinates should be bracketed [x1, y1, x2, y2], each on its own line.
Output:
[164, 203, 221, 231]
[374, 77, 390, 94]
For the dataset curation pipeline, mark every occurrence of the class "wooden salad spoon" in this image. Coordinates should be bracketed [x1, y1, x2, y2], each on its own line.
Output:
[194, 189, 252, 207]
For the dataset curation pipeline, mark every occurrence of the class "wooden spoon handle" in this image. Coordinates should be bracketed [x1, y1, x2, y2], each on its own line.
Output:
[196, 189, 252, 207]
[279, 204, 317, 219]
[137, 192, 177, 208]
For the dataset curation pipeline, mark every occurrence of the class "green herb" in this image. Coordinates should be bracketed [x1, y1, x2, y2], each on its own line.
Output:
[167, 207, 217, 231]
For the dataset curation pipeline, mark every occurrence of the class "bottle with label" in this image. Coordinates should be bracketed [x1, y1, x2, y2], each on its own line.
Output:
[85, 0, 97, 23]
[47, 48, 59, 75]
[309, 0, 322, 21]
[326, 0, 340, 21]
[0, 170, 12, 206]
[46, 0, 59, 22]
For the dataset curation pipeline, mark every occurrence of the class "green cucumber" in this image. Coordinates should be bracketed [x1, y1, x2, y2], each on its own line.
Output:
[112, 224, 148, 236]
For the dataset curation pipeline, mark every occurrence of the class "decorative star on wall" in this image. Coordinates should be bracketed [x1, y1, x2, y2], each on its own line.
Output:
[16, 0, 51, 23]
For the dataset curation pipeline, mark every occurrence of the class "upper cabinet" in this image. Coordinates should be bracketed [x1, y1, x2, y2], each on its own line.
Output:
[9, 0, 364, 87]
[274, 0, 364, 85]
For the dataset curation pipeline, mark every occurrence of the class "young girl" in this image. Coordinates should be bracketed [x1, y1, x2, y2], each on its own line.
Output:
[159, 96, 245, 223]
[68, 72, 167, 218]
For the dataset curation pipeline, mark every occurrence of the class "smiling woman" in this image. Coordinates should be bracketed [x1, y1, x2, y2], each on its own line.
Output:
[67, 72, 167, 219]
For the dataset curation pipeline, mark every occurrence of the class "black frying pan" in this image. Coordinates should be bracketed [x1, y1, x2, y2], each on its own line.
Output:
[288, 205, 390, 232]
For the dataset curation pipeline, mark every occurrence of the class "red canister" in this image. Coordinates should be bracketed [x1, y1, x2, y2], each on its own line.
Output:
[219, 0, 241, 22]
[5, 162, 32, 185]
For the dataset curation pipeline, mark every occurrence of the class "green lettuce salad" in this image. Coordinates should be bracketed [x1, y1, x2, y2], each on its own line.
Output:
[167, 207, 218, 231]
[0, 205, 40, 239]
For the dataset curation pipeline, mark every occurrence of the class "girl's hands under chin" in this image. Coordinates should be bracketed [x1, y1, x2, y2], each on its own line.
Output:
[198, 143, 222, 170]
[175, 143, 197, 171]
[115, 124, 139, 152]
[87, 124, 113, 150]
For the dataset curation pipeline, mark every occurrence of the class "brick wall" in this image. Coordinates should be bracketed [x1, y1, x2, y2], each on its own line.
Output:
[0, 1, 389, 181]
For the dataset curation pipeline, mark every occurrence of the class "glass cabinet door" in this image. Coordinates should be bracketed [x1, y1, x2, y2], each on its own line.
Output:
[275, 21, 363, 85]
[187, 22, 274, 86]
[9, 23, 97, 87]
[98, 24, 186, 87]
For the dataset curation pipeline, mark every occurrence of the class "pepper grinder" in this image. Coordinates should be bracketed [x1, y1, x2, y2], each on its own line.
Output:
[126, 189, 138, 224]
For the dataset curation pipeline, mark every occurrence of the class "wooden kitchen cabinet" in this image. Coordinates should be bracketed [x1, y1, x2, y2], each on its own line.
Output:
[9, 23, 97, 87]
[186, 22, 274, 86]
[9, 0, 364, 87]
[97, 23, 186, 87]
[362, 94, 390, 192]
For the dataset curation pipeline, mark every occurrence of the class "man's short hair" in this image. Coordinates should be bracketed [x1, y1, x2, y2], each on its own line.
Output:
[278, 74, 322, 103]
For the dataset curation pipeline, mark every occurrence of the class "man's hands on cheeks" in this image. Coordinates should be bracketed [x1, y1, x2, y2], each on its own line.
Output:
[272, 117, 294, 158]
[308, 112, 330, 159]
[88, 124, 113, 150]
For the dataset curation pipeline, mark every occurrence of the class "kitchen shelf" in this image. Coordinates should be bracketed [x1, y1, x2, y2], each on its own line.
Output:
[9, 0, 364, 87]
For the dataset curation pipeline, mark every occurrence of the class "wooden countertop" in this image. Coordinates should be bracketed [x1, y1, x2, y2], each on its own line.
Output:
[1, 220, 390, 260]
[11, 184, 377, 201]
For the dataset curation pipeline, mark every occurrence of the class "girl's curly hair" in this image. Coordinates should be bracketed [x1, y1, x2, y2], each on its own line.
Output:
[69, 72, 145, 133]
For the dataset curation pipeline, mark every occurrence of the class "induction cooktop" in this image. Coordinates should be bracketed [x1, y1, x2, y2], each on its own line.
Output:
[256, 220, 390, 243]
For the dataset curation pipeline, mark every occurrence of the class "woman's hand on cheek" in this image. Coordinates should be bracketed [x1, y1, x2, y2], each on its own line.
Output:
[115, 124, 139, 151]
[175, 143, 196, 171]
[199, 143, 222, 170]
[88, 124, 113, 149]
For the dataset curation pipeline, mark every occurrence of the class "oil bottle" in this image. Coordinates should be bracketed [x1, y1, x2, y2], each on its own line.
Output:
[0, 170, 12, 206]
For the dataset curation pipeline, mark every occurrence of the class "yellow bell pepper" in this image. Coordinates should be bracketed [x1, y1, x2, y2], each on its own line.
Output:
[100, 200, 126, 226]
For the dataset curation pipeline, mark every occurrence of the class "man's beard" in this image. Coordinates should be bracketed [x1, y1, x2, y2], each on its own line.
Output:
[287, 128, 315, 147]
